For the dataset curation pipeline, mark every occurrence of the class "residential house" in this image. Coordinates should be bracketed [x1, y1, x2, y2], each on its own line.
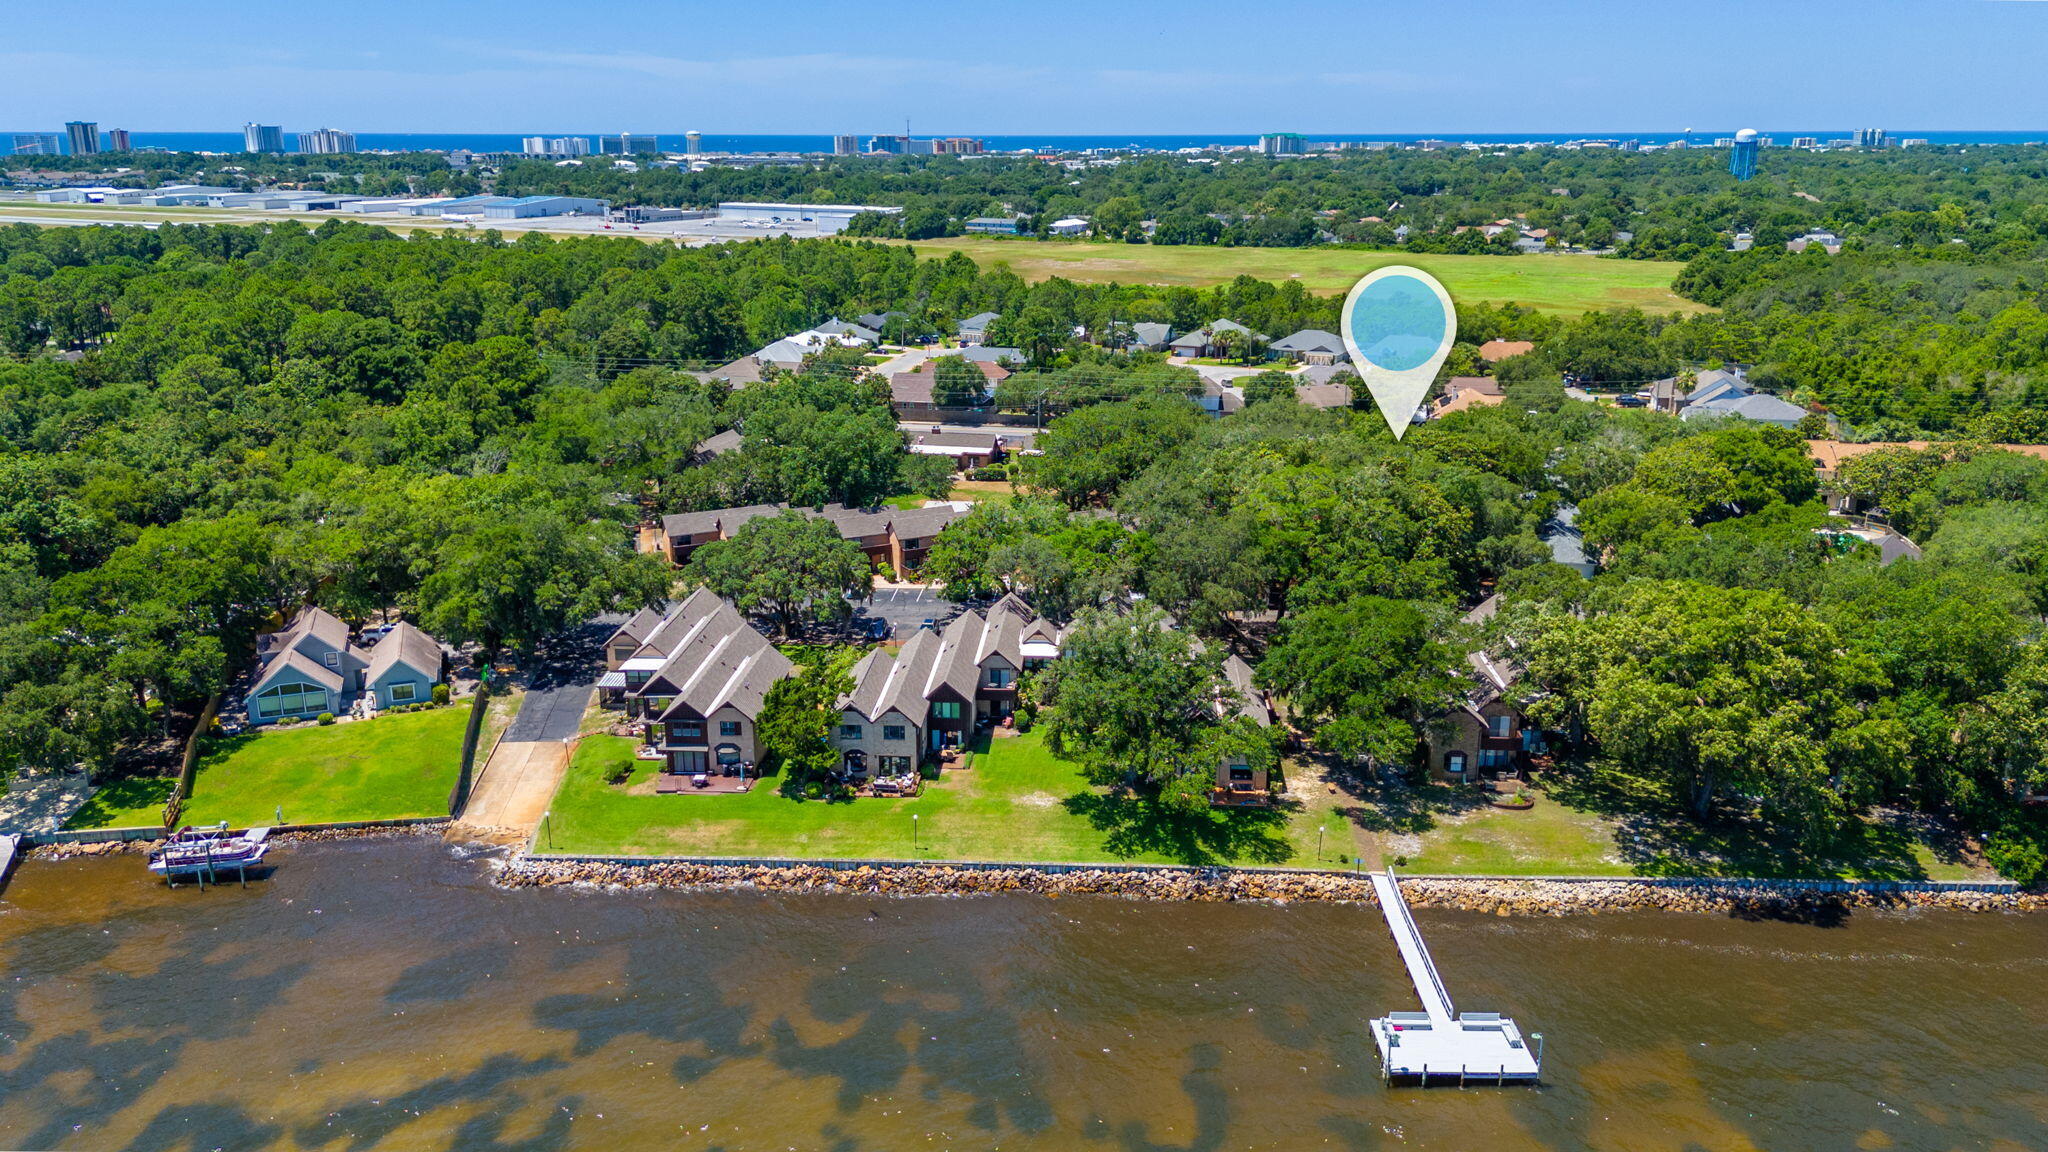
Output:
[1267, 328, 1347, 366]
[888, 358, 1008, 415]
[1169, 319, 1268, 359]
[856, 310, 911, 333]
[832, 596, 1064, 770]
[1294, 365, 1359, 409]
[1648, 367, 1747, 416]
[812, 318, 882, 345]
[1428, 598, 1537, 783]
[964, 217, 1022, 235]
[1682, 391, 1807, 428]
[950, 345, 1024, 366]
[1476, 339, 1534, 363]
[598, 605, 666, 707]
[903, 426, 1039, 471]
[1123, 321, 1173, 352]
[618, 588, 794, 773]
[1199, 376, 1246, 415]
[956, 311, 1001, 344]
[362, 622, 446, 710]
[658, 503, 783, 564]
[1212, 654, 1275, 803]
[248, 607, 368, 725]
[248, 608, 444, 724]
[1048, 216, 1089, 235]
[1430, 376, 1505, 419]
[658, 501, 967, 573]
[688, 428, 743, 464]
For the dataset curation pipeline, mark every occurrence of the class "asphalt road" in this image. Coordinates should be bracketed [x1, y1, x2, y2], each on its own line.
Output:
[860, 586, 958, 639]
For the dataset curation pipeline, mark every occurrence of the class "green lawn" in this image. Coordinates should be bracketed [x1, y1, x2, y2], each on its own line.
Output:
[891, 236, 1704, 316]
[1382, 761, 1987, 880]
[544, 729, 1345, 866]
[65, 706, 470, 830]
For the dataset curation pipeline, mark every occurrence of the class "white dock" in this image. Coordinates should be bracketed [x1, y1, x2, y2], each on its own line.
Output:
[1368, 868, 1542, 1085]
[0, 834, 18, 895]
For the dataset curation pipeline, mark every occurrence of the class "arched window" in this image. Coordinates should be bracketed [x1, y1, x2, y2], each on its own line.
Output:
[715, 744, 741, 765]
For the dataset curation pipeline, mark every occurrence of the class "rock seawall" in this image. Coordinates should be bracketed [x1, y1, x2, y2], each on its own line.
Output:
[497, 858, 2045, 915]
[27, 822, 446, 860]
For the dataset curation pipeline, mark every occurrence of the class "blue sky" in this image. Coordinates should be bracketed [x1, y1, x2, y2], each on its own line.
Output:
[8, 0, 2044, 133]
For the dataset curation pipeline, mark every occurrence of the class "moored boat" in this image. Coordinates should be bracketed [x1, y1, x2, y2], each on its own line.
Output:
[147, 824, 272, 879]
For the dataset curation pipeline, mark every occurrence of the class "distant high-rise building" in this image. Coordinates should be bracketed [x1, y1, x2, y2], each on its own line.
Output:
[867, 134, 908, 154]
[1792, 136, 1820, 149]
[833, 134, 858, 156]
[522, 136, 590, 157]
[1259, 132, 1307, 156]
[297, 128, 356, 154]
[107, 128, 131, 151]
[600, 133, 660, 155]
[685, 130, 702, 155]
[931, 137, 985, 155]
[65, 121, 100, 155]
[1854, 128, 1890, 148]
[12, 133, 63, 156]
[243, 123, 285, 153]
[1729, 128, 1760, 180]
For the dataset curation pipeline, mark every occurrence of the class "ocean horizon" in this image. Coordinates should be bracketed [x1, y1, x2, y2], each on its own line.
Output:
[9, 129, 2047, 155]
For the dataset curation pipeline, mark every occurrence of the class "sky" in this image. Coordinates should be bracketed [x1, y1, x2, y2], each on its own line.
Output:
[8, 0, 2047, 134]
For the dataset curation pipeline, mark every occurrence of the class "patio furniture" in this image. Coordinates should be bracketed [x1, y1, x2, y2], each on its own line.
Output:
[692, 773, 710, 789]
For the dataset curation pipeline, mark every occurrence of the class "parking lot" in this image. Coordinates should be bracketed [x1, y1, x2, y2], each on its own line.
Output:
[857, 585, 960, 640]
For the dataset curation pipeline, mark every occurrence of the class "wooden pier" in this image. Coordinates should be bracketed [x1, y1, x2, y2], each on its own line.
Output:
[1368, 868, 1542, 1086]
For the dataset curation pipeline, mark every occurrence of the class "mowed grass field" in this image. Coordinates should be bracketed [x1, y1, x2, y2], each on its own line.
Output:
[545, 730, 1349, 867]
[895, 236, 1702, 315]
[64, 706, 469, 830]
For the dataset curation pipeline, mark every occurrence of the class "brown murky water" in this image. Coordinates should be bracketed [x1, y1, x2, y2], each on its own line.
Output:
[1, 838, 2044, 1151]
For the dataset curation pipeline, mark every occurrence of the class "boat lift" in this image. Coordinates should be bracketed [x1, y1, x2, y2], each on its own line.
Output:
[1368, 868, 1543, 1086]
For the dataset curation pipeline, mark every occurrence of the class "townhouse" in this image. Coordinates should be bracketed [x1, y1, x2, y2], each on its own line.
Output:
[603, 588, 793, 774]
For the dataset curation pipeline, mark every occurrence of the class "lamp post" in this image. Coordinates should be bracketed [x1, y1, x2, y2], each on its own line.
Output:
[912, 812, 919, 851]
[1318, 825, 1325, 861]
[543, 810, 553, 850]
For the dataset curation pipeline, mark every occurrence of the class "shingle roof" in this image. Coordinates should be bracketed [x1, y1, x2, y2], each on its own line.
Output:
[641, 588, 793, 721]
[661, 503, 782, 540]
[1128, 321, 1172, 346]
[253, 647, 343, 695]
[1269, 328, 1344, 354]
[1219, 654, 1271, 726]
[1476, 339, 1535, 362]
[365, 621, 443, 686]
[693, 429, 743, 457]
[957, 311, 1000, 332]
[605, 607, 666, 653]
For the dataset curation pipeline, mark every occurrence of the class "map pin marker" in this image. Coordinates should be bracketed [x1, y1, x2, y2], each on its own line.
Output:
[1340, 265, 1456, 440]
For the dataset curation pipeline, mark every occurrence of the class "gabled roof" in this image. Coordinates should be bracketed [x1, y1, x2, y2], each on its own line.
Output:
[1219, 654, 1271, 726]
[856, 310, 910, 330]
[1682, 392, 1806, 426]
[365, 621, 443, 686]
[661, 503, 782, 540]
[259, 606, 351, 663]
[957, 311, 1000, 331]
[1269, 328, 1344, 354]
[813, 318, 881, 343]
[1685, 368, 1749, 405]
[641, 588, 793, 721]
[922, 611, 990, 701]
[1127, 321, 1172, 346]
[693, 429, 743, 458]
[253, 647, 344, 695]
[988, 592, 1039, 622]
[604, 606, 666, 653]
[1477, 339, 1535, 362]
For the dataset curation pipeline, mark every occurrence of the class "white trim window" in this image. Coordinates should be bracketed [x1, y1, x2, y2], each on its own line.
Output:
[389, 682, 417, 703]
[255, 681, 326, 719]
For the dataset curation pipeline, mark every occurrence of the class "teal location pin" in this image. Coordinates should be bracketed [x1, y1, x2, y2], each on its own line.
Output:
[1340, 266, 1456, 440]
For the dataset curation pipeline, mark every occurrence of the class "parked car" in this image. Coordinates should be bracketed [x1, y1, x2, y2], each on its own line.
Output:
[862, 617, 891, 640]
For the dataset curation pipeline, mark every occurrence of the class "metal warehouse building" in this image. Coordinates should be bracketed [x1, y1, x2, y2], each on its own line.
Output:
[715, 201, 902, 235]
